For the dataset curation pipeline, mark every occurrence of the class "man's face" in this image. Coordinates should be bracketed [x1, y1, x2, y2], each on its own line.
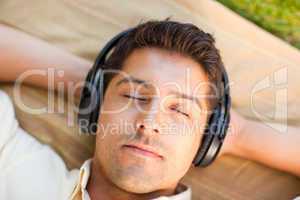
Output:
[94, 48, 211, 193]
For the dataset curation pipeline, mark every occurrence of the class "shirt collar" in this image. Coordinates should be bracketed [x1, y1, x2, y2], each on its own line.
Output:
[70, 159, 191, 200]
[70, 159, 91, 200]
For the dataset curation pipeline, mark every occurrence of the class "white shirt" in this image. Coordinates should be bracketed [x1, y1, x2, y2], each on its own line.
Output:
[0, 90, 191, 200]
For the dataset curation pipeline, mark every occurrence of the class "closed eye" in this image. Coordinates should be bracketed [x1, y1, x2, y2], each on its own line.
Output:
[170, 106, 190, 118]
[122, 94, 149, 102]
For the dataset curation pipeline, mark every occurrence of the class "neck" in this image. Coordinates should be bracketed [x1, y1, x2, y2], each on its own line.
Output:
[87, 158, 178, 200]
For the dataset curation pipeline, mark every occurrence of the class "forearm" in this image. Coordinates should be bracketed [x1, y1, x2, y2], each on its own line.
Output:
[232, 119, 300, 177]
[0, 24, 92, 91]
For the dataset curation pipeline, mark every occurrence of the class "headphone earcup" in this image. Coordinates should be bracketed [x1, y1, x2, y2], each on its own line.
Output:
[193, 104, 221, 167]
[78, 69, 104, 133]
[78, 69, 95, 133]
[78, 29, 132, 134]
[88, 69, 106, 133]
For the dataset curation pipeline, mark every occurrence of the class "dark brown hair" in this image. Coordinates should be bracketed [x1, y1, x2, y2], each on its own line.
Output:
[104, 19, 224, 110]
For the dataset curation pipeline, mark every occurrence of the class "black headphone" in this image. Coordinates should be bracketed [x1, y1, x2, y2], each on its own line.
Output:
[78, 28, 231, 167]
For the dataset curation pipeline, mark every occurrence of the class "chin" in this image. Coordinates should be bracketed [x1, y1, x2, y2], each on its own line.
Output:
[114, 178, 159, 194]
[109, 166, 164, 194]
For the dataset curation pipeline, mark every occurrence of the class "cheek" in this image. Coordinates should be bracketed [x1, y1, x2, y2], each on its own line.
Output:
[95, 98, 139, 157]
[165, 118, 204, 160]
[99, 94, 137, 135]
[162, 128, 201, 179]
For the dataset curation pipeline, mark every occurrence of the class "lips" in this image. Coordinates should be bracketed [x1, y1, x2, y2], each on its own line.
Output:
[122, 144, 163, 159]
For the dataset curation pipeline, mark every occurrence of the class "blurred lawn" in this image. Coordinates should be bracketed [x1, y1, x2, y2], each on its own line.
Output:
[217, 0, 300, 50]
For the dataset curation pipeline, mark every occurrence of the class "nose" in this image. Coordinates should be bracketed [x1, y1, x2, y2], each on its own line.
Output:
[135, 119, 160, 135]
[135, 99, 163, 135]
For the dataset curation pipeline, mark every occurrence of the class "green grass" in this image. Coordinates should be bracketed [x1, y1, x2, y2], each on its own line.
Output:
[217, 0, 300, 50]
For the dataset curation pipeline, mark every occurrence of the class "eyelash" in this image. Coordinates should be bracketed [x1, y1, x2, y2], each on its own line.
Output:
[170, 105, 190, 118]
[122, 94, 149, 102]
[123, 94, 190, 118]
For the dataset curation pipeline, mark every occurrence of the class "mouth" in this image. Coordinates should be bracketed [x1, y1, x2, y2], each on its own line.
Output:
[122, 144, 163, 159]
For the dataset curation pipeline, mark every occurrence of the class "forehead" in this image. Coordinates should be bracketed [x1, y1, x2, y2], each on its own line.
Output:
[118, 48, 211, 96]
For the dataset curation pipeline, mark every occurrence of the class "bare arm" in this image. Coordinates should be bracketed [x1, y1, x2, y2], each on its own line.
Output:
[0, 24, 92, 91]
[222, 110, 300, 177]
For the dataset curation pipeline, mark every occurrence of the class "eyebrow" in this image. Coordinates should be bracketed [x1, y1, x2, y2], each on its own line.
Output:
[116, 77, 204, 109]
[170, 91, 203, 109]
[115, 76, 151, 88]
